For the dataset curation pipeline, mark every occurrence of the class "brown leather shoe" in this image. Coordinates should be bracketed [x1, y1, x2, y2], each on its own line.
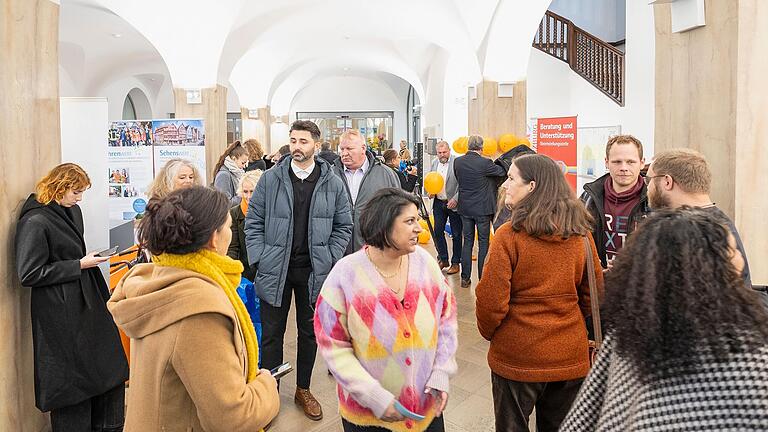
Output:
[437, 259, 449, 269]
[295, 388, 323, 421]
[445, 264, 460, 275]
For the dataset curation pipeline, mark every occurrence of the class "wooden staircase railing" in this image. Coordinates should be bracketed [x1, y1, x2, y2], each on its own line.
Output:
[532, 10, 625, 106]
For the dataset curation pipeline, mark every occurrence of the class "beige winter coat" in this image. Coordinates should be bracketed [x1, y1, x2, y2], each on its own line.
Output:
[108, 264, 279, 432]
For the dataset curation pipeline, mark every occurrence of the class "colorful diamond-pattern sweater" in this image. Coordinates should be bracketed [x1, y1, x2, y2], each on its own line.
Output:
[314, 246, 458, 432]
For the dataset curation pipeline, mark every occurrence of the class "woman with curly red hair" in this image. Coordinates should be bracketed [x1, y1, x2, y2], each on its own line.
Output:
[15, 163, 129, 431]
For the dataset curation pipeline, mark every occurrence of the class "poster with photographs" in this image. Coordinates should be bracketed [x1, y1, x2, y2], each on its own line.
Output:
[152, 119, 207, 185]
[108, 121, 154, 146]
[107, 118, 206, 220]
[106, 146, 154, 220]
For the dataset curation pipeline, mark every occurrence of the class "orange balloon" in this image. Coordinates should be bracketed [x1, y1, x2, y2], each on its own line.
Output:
[498, 134, 517, 152]
[452, 137, 468, 154]
[419, 219, 429, 230]
[519, 137, 531, 147]
[418, 230, 430, 244]
[424, 172, 445, 195]
[482, 137, 498, 156]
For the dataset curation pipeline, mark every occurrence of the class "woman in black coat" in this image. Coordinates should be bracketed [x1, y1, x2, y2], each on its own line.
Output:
[243, 138, 267, 172]
[15, 163, 129, 431]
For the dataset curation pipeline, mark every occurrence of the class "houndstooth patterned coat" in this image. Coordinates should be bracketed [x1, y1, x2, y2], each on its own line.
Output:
[561, 333, 768, 431]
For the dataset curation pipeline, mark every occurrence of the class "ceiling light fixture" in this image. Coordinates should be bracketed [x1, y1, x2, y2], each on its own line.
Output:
[111, 33, 122, 38]
[343, 67, 350, 71]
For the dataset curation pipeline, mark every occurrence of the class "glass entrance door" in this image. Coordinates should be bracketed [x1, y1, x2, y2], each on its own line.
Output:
[296, 111, 394, 154]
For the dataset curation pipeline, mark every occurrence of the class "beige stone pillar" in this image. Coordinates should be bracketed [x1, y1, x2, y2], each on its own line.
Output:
[468, 80, 527, 139]
[174, 85, 228, 181]
[0, 0, 61, 429]
[654, 0, 768, 284]
[240, 106, 272, 154]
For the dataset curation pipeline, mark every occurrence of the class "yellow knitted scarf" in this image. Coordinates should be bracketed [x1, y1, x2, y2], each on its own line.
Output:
[153, 249, 259, 382]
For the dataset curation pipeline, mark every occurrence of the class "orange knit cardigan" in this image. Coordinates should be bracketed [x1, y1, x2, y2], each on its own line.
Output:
[475, 223, 603, 382]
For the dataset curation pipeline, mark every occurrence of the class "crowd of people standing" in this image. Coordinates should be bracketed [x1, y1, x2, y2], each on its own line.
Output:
[14, 121, 768, 432]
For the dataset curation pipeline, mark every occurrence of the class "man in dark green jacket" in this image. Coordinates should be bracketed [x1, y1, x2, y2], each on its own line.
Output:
[245, 120, 352, 421]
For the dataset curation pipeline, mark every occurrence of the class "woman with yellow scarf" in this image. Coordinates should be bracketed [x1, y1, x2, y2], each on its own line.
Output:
[108, 186, 279, 431]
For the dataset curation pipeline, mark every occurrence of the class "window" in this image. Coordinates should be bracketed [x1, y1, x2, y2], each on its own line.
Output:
[122, 94, 137, 120]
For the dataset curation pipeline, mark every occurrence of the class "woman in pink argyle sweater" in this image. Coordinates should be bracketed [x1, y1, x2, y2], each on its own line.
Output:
[314, 188, 458, 432]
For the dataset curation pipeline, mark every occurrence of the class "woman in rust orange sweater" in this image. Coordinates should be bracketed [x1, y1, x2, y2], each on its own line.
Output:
[475, 154, 602, 432]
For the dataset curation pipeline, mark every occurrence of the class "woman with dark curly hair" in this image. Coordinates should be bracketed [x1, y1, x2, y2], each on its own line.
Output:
[108, 186, 279, 431]
[561, 207, 768, 431]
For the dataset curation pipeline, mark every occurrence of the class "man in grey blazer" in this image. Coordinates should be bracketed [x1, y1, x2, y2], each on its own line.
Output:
[429, 140, 462, 274]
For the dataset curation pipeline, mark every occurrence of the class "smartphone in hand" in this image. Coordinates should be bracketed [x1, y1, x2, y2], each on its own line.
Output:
[270, 362, 293, 380]
[95, 246, 119, 257]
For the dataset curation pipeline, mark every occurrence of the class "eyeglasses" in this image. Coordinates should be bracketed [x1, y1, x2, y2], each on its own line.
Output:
[643, 175, 666, 186]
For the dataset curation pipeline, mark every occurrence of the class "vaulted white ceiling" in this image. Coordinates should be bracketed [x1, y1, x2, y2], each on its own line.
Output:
[60, 0, 552, 117]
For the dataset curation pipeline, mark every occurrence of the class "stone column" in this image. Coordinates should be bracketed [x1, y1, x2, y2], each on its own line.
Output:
[0, 0, 61, 429]
[174, 85, 228, 181]
[654, 0, 768, 284]
[468, 80, 527, 139]
[240, 106, 272, 153]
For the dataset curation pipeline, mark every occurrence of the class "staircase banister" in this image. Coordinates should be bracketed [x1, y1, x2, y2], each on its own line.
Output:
[572, 25, 625, 56]
[543, 10, 573, 26]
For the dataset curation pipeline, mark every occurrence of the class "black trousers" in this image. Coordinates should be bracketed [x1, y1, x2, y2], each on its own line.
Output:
[460, 214, 492, 281]
[260, 266, 316, 389]
[432, 198, 463, 265]
[490, 372, 583, 432]
[50, 384, 125, 432]
[341, 416, 445, 432]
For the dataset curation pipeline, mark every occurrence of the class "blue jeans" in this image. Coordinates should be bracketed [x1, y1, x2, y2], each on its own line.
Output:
[49, 384, 125, 432]
[432, 198, 462, 265]
[461, 214, 492, 281]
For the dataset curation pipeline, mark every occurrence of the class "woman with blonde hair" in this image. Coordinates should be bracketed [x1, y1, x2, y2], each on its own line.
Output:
[243, 139, 267, 172]
[146, 158, 201, 200]
[227, 169, 263, 281]
[15, 163, 129, 431]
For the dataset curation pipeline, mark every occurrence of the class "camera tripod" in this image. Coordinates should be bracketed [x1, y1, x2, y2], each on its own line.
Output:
[412, 182, 436, 240]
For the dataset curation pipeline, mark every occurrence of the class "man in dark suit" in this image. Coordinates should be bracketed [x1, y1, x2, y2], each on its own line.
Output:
[453, 135, 507, 287]
[318, 141, 339, 165]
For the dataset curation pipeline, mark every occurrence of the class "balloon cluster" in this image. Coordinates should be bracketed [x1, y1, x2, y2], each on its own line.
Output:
[452, 134, 531, 156]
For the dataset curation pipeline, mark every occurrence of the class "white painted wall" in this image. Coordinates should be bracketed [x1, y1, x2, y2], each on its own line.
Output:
[60, 98, 111, 279]
[548, 0, 626, 42]
[226, 82, 241, 113]
[287, 75, 409, 146]
[527, 0, 654, 155]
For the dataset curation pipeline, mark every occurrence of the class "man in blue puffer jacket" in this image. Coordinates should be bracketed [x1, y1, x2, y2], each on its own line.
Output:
[245, 120, 353, 421]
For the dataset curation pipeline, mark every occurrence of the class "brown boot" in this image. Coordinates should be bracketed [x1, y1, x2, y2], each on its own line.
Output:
[437, 259, 449, 269]
[294, 388, 323, 421]
[444, 264, 460, 275]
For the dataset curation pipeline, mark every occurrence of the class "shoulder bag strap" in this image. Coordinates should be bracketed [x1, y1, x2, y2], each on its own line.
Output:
[583, 236, 603, 349]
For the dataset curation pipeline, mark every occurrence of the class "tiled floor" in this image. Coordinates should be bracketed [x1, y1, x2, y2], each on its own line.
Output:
[269, 242, 516, 432]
